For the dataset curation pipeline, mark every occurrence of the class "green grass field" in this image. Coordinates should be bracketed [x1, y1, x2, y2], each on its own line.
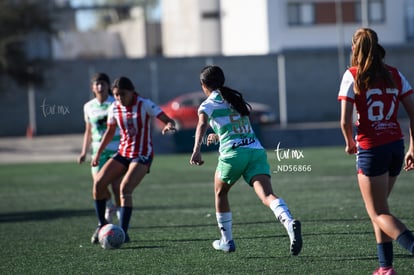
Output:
[1, 146, 413, 274]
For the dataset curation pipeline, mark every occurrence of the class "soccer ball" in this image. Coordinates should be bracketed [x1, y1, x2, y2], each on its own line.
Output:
[98, 224, 125, 249]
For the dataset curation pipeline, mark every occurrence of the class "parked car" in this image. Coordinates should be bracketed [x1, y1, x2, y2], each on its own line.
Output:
[156, 92, 276, 130]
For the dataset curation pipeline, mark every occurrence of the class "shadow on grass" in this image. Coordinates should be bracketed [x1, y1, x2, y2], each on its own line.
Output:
[122, 245, 168, 250]
[245, 254, 413, 261]
[245, 255, 379, 261]
[131, 218, 373, 230]
[0, 203, 210, 223]
[0, 209, 94, 223]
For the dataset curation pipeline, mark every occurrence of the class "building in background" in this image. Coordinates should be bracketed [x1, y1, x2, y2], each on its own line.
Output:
[161, 0, 221, 56]
[3, 0, 414, 137]
[51, 0, 161, 59]
[161, 0, 414, 57]
[47, 0, 414, 59]
[407, 0, 414, 39]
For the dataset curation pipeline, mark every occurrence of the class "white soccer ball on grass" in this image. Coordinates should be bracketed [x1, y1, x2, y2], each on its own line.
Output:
[98, 224, 125, 249]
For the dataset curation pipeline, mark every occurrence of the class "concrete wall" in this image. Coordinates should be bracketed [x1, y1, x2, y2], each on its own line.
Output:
[1, 46, 414, 137]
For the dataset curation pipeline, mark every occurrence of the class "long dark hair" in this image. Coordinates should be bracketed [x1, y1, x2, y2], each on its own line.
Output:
[200, 65, 251, 116]
[351, 28, 395, 95]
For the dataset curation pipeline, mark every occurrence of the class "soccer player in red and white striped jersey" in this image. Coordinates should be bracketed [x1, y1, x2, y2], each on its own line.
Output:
[90, 76, 176, 243]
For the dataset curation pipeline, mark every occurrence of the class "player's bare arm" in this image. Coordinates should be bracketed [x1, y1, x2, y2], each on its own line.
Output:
[340, 100, 357, 154]
[78, 122, 92, 164]
[157, 112, 176, 134]
[402, 94, 414, 170]
[190, 112, 209, 166]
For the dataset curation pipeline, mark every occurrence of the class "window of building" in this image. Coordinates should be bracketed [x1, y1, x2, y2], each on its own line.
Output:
[288, 2, 314, 25]
[406, 1, 414, 40]
[287, 0, 385, 26]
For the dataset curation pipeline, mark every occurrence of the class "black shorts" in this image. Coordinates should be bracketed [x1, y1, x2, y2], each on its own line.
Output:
[112, 153, 153, 173]
[357, 139, 404, 177]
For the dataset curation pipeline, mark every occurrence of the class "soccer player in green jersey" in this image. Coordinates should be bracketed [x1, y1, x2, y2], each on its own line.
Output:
[78, 73, 121, 243]
[190, 65, 302, 255]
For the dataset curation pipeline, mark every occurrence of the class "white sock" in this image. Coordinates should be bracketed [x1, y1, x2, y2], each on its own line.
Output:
[270, 198, 293, 229]
[216, 212, 233, 243]
[116, 207, 121, 221]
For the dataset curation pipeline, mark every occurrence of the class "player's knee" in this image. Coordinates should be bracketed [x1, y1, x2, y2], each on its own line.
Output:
[120, 185, 133, 197]
[93, 187, 106, 200]
[93, 179, 107, 196]
[215, 187, 229, 198]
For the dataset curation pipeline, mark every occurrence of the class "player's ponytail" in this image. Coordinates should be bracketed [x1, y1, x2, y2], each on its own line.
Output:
[219, 86, 251, 116]
[200, 65, 251, 116]
[351, 28, 395, 95]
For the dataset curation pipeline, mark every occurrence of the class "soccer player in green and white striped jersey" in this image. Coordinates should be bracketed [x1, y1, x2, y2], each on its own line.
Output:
[190, 65, 302, 255]
[78, 73, 121, 243]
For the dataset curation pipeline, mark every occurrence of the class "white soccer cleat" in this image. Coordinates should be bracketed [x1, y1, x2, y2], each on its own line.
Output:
[91, 226, 102, 244]
[212, 239, 236, 253]
[105, 205, 117, 224]
[287, 219, 302, 255]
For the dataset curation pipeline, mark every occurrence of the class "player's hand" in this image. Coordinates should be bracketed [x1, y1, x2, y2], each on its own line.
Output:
[345, 145, 357, 154]
[190, 151, 204, 166]
[162, 122, 176, 135]
[206, 133, 219, 146]
[78, 154, 86, 164]
[91, 155, 100, 167]
[345, 140, 357, 154]
[404, 151, 414, 171]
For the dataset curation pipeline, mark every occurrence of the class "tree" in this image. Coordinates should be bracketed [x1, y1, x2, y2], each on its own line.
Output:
[0, 0, 55, 87]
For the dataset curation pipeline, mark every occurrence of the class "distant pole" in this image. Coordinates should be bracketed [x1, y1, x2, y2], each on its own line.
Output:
[361, 0, 369, 27]
[88, 65, 96, 100]
[277, 54, 287, 129]
[27, 81, 37, 138]
[336, 0, 346, 78]
[205, 57, 214, 65]
[150, 60, 159, 103]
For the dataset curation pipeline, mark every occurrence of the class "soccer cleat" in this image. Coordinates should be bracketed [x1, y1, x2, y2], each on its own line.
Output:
[105, 205, 117, 224]
[91, 226, 102, 244]
[372, 267, 396, 275]
[212, 239, 236, 253]
[287, 219, 302, 256]
[124, 233, 130, 243]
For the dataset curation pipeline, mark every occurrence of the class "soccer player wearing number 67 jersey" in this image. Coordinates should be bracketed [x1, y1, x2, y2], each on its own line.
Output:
[338, 28, 414, 275]
[190, 65, 302, 255]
